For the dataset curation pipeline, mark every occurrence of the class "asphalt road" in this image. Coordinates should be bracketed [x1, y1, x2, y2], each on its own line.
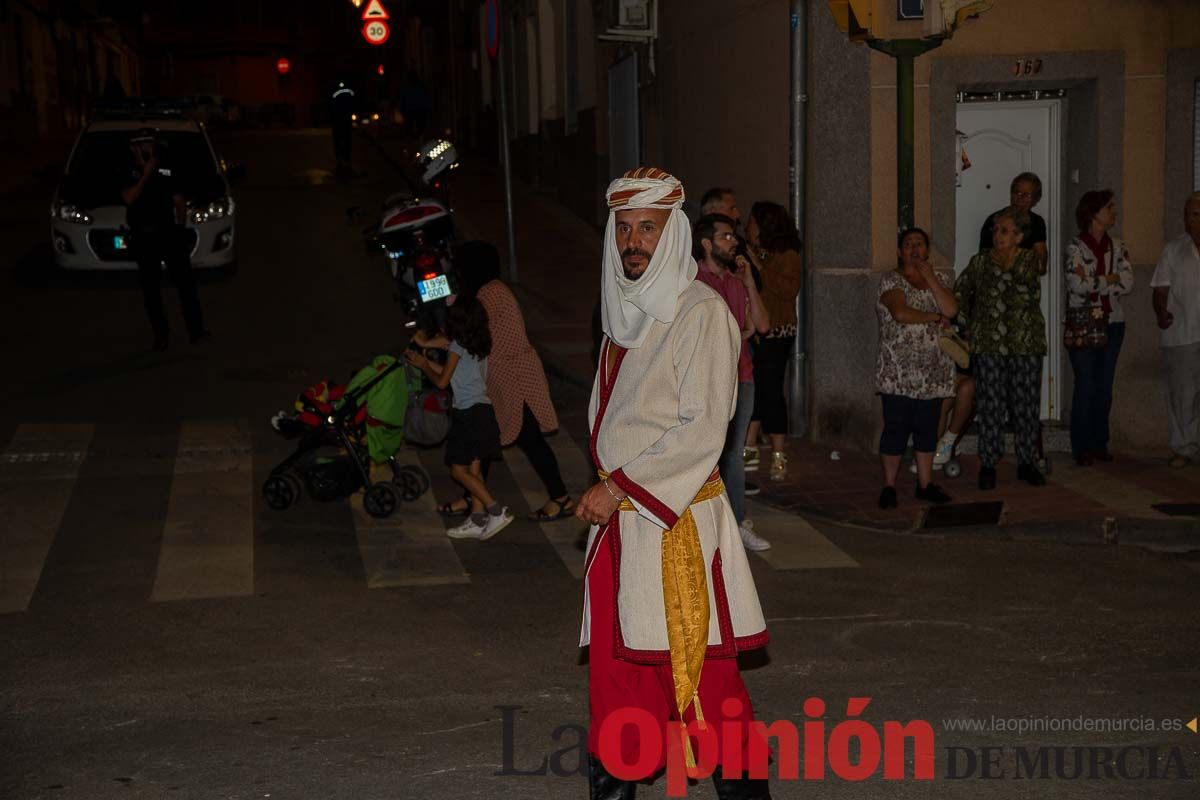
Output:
[1, 130, 1198, 799]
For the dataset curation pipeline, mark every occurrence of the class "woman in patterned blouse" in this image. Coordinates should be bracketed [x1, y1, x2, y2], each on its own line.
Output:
[875, 228, 958, 509]
[447, 241, 575, 520]
[954, 207, 1048, 491]
[1065, 190, 1134, 466]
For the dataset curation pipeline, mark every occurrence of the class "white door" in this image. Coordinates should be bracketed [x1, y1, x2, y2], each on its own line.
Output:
[955, 100, 1062, 421]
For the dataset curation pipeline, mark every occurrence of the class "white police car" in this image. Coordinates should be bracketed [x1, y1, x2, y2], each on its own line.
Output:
[50, 108, 240, 272]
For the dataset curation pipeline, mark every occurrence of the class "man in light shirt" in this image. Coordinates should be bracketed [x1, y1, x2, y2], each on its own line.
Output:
[1150, 192, 1200, 467]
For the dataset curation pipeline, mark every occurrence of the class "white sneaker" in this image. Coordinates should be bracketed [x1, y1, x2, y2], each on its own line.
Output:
[480, 507, 514, 541]
[447, 518, 486, 539]
[743, 447, 759, 472]
[933, 437, 956, 467]
[739, 519, 771, 551]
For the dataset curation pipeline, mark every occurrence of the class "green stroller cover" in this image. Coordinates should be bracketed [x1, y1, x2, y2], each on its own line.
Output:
[346, 355, 421, 463]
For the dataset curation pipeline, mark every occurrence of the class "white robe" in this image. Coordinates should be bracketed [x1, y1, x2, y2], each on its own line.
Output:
[580, 281, 769, 660]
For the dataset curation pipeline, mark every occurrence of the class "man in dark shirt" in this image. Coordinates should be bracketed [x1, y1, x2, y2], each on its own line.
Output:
[123, 129, 207, 350]
[978, 171, 1048, 268]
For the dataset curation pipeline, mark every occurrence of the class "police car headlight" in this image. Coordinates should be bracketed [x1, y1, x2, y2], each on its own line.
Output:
[53, 203, 93, 225]
[189, 197, 235, 224]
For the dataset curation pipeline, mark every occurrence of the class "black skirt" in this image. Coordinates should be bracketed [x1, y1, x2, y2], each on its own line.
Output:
[444, 403, 503, 467]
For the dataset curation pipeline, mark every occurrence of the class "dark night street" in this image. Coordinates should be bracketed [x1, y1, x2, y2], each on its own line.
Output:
[0, 129, 1198, 799]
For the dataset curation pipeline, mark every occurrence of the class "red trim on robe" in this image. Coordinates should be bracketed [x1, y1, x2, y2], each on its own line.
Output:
[609, 467, 679, 528]
[589, 339, 627, 472]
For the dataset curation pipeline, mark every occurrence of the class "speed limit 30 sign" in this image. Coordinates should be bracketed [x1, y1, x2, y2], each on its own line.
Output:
[362, 19, 390, 45]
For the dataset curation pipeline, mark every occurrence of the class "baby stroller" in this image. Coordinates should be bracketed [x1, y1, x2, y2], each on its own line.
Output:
[264, 355, 434, 518]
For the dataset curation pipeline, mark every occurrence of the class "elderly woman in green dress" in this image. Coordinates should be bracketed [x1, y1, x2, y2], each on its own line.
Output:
[955, 207, 1048, 491]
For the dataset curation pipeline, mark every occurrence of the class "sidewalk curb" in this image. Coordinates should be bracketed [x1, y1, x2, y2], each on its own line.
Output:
[925, 518, 1200, 554]
[757, 490, 1200, 552]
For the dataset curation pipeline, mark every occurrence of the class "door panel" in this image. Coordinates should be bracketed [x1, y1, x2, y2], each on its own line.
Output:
[955, 127, 1034, 269]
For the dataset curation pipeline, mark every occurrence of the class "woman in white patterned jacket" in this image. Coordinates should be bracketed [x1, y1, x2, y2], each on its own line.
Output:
[1065, 190, 1134, 466]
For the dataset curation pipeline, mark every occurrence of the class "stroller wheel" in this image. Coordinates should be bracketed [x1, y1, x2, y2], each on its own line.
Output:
[284, 473, 303, 502]
[364, 482, 399, 518]
[944, 459, 962, 479]
[263, 474, 299, 510]
[411, 465, 431, 495]
[392, 464, 429, 502]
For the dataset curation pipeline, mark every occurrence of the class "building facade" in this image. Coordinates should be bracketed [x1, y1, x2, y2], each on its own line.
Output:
[486, 0, 1200, 454]
[0, 0, 141, 146]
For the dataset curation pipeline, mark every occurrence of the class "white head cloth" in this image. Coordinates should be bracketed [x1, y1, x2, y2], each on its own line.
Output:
[601, 167, 697, 349]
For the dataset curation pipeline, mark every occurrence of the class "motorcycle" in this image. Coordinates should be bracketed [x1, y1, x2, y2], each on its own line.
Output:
[365, 139, 460, 332]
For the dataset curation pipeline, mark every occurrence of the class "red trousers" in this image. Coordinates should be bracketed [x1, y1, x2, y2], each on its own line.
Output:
[586, 532, 758, 777]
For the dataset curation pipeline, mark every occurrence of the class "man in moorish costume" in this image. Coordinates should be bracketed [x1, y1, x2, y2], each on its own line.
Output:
[575, 167, 772, 799]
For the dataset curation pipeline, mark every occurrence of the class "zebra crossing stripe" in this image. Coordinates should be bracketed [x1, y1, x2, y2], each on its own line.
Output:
[1049, 466, 1172, 519]
[151, 421, 255, 602]
[353, 448, 469, 588]
[516, 435, 594, 580]
[0, 424, 95, 614]
[743, 498, 859, 570]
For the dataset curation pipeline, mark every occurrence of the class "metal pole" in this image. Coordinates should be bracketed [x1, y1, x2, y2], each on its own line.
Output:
[788, 0, 809, 438]
[896, 49, 915, 232]
[870, 39, 941, 232]
[448, 0, 459, 137]
[496, 10, 518, 283]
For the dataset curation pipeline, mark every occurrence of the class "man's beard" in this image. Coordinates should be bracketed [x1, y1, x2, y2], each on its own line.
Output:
[621, 248, 652, 280]
[712, 248, 737, 271]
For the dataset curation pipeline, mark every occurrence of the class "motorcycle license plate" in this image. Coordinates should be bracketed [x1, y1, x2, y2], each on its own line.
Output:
[418, 274, 451, 302]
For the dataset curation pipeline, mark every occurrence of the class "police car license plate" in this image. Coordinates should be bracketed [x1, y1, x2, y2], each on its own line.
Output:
[418, 274, 451, 302]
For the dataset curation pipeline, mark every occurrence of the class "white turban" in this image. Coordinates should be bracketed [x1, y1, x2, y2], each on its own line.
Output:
[601, 167, 697, 349]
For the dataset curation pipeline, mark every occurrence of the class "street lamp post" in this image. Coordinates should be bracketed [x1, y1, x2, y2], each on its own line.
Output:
[489, 0, 518, 284]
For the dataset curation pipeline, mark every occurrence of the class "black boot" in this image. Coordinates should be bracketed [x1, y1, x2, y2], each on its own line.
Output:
[588, 754, 636, 800]
[712, 765, 772, 799]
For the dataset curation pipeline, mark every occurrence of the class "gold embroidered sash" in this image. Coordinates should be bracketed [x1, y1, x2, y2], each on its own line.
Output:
[602, 473, 725, 767]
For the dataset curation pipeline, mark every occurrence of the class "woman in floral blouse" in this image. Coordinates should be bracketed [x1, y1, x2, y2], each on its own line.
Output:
[875, 228, 958, 509]
[1065, 190, 1134, 466]
[955, 207, 1048, 491]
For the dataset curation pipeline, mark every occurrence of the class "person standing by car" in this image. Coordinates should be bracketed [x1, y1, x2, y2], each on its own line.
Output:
[122, 129, 207, 351]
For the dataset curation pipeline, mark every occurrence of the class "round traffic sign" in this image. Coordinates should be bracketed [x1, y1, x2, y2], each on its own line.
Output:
[276, 58, 291, 75]
[363, 19, 390, 46]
